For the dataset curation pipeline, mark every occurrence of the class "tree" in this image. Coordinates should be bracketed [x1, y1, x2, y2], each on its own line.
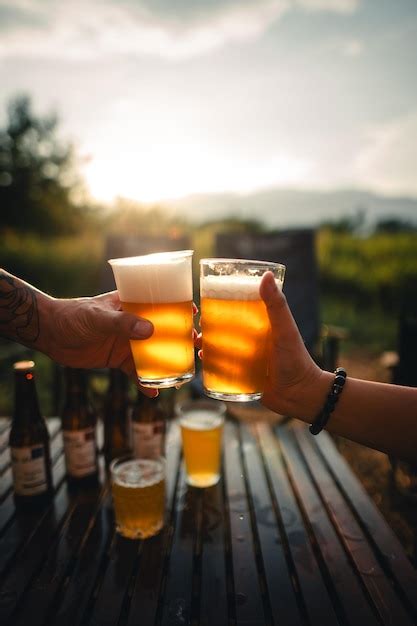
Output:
[375, 217, 417, 233]
[0, 94, 86, 236]
[320, 207, 366, 234]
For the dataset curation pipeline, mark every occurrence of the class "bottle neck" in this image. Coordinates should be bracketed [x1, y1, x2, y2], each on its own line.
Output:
[108, 370, 128, 396]
[106, 370, 129, 413]
[64, 369, 89, 407]
[13, 372, 43, 425]
[132, 394, 164, 423]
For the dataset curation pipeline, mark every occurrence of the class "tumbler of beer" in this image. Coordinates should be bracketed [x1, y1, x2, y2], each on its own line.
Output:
[200, 258, 285, 402]
[178, 399, 226, 488]
[109, 250, 195, 389]
[110, 455, 165, 539]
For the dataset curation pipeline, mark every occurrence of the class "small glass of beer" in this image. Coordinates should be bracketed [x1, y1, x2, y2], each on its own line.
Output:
[109, 250, 195, 388]
[110, 456, 165, 539]
[177, 399, 226, 488]
[200, 258, 285, 402]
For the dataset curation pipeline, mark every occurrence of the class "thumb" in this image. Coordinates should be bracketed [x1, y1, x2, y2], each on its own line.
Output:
[96, 308, 154, 339]
[259, 271, 300, 342]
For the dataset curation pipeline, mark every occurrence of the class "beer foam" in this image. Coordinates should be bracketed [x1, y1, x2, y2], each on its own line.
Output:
[201, 274, 283, 301]
[109, 251, 193, 303]
[180, 410, 223, 430]
[113, 459, 164, 488]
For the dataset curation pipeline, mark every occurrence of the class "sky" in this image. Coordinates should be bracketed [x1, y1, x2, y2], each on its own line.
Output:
[1, 0, 417, 203]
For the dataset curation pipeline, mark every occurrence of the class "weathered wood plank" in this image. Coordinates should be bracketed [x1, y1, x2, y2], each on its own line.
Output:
[13, 487, 105, 626]
[223, 421, 267, 626]
[241, 423, 304, 626]
[199, 476, 229, 626]
[313, 428, 417, 621]
[0, 478, 74, 624]
[126, 420, 183, 626]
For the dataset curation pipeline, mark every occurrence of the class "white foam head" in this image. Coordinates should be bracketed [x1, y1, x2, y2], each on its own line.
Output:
[201, 274, 283, 301]
[109, 250, 193, 303]
[112, 458, 164, 488]
[179, 410, 224, 431]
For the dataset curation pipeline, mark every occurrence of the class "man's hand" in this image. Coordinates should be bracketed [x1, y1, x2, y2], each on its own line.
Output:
[45, 291, 157, 395]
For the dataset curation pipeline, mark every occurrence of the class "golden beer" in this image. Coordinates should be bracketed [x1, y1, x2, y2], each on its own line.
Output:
[109, 250, 195, 388]
[122, 300, 194, 382]
[200, 260, 285, 401]
[110, 457, 165, 539]
[179, 401, 225, 487]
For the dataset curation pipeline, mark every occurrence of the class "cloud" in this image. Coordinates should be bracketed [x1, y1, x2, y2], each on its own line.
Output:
[0, 0, 361, 61]
[341, 38, 363, 57]
[355, 111, 417, 196]
[295, 0, 359, 12]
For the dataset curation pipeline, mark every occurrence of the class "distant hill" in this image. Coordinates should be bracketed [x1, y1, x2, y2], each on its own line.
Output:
[165, 187, 417, 229]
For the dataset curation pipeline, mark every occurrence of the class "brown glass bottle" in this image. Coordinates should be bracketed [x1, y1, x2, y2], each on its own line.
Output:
[61, 368, 98, 485]
[103, 369, 131, 462]
[131, 391, 166, 460]
[9, 361, 53, 504]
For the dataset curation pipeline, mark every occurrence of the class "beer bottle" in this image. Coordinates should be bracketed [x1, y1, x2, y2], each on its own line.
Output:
[9, 361, 53, 503]
[131, 391, 166, 460]
[103, 369, 131, 461]
[61, 367, 98, 485]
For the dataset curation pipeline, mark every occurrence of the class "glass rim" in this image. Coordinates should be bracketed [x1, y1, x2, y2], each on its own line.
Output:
[200, 257, 285, 271]
[109, 455, 166, 479]
[108, 249, 194, 266]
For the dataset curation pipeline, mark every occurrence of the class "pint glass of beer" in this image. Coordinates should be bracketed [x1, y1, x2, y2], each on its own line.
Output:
[200, 258, 285, 402]
[178, 399, 226, 488]
[109, 250, 195, 388]
[110, 455, 165, 539]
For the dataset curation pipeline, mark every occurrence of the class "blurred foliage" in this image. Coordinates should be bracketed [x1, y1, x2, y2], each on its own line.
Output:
[0, 230, 102, 297]
[320, 207, 367, 234]
[319, 296, 397, 354]
[193, 217, 266, 262]
[103, 197, 192, 238]
[317, 229, 417, 316]
[374, 217, 417, 233]
[0, 94, 90, 236]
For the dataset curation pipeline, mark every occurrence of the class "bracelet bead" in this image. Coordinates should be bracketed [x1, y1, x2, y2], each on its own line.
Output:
[309, 367, 347, 436]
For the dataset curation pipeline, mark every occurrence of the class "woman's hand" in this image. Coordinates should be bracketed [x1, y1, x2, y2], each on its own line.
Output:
[259, 271, 326, 419]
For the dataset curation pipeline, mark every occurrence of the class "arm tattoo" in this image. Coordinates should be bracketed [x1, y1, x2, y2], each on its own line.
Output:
[0, 271, 40, 344]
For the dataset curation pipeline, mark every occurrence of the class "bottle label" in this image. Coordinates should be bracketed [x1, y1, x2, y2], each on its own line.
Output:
[11, 445, 48, 495]
[132, 421, 164, 459]
[63, 427, 97, 477]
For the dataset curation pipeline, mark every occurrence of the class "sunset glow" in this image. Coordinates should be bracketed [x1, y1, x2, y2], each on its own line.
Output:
[1, 0, 417, 204]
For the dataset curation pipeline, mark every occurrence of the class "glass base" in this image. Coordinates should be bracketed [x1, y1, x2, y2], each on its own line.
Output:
[204, 388, 262, 402]
[186, 473, 220, 488]
[139, 371, 194, 389]
[116, 521, 163, 539]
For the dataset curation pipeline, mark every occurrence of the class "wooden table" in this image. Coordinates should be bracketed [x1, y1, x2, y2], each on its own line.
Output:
[0, 415, 417, 626]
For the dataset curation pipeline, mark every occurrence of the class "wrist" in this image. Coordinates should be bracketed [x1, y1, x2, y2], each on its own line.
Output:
[286, 369, 335, 422]
[34, 293, 57, 356]
[297, 369, 335, 422]
[0, 269, 56, 354]
[263, 367, 334, 422]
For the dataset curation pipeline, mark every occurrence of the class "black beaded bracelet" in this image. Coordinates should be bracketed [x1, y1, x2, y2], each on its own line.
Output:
[309, 367, 347, 435]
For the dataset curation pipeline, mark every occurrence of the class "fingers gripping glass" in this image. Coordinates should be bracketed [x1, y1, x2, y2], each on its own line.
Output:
[200, 258, 285, 402]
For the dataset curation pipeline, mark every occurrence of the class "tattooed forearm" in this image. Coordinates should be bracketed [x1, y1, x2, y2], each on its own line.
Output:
[0, 270, 40, 345]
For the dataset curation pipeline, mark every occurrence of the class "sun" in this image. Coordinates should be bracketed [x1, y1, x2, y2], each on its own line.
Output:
[82, 132, 311, 204]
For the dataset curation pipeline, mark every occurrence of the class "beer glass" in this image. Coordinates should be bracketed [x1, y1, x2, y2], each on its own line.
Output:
[200, 258, 285, 402]
[109, 250, 195, 388]
[110, 455, 165, 539]
[178, 399, 226, 488]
